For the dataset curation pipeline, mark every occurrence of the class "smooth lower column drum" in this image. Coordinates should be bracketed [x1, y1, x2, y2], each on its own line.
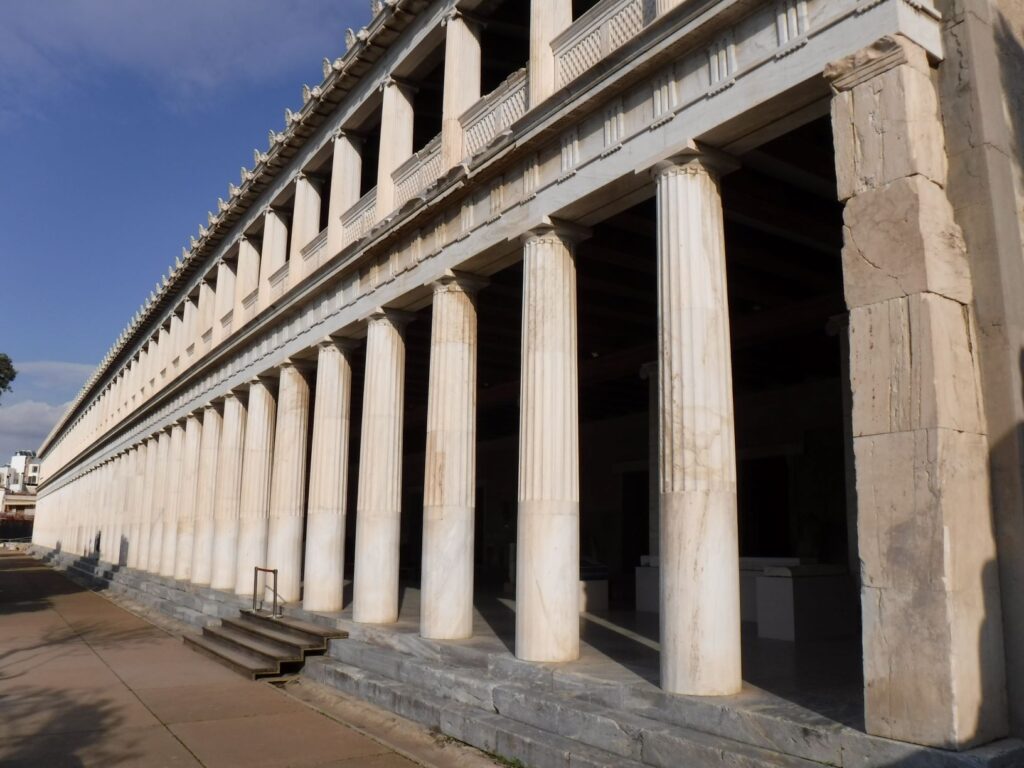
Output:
[211, 392, 246, 591]
[421, 274, 483, 640]
[265, 362, 311, 603]
[160, 422, 185, 578]
[138, 435, 159, 571]
[235, 377, 276, 596]
[304, 339, 356, 613]
[191, 404, 222, 586]
[147, 429, 171, 572]
[353, 309, 409, 624]
[654, 153, 742, 696]
[174, 413, 203, 581]
[516, 222, 585, 663]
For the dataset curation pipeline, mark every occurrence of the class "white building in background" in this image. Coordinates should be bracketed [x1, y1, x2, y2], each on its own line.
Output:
[1, 450, 41, 494]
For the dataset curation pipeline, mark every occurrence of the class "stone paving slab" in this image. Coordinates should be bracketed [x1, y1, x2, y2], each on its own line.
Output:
[0, 552, 499, 768]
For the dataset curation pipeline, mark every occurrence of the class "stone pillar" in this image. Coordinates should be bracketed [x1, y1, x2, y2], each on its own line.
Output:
[528, 0, 572, 107]
[127, 441, 148, 569]
[160, 421, 184, 578]
[214, 258, 237, 343]
[266, 362, 311, 604]
[826, 36, 1008, 748]
[191, 404, 222, 586]
[654, 153, 741, 696]
[147, 429, 170, 572]
[235, 377, 276, 596]
[327, 132, 362, 256]
[421, 273, 484, 640]
[304, 339, 356, 612]
[174, 413, 202, 581]
[138, 436, 159, 571]
[376, 78, 416, 220]
[352, 309, 410, 624]
[290, 174, 322, 270]
[211, 392, 247, 591]
[517, 221, 586, 662]
[235, 237, 261, 321]
[441, 10, 481, 169]
[259, 209, 290, 309]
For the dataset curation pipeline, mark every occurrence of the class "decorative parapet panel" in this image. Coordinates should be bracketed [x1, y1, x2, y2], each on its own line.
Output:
[301, 229, 329, 268]
[460, 69, 528, 158]
[393, 134, 443, 208]
[341, 188, 378, 248]
[553, 0, 655, 87]
[268, 262, 290, 302]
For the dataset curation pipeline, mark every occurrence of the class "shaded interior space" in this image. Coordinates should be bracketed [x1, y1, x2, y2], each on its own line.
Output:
[476, 0, 530, 93]
[329, 114, 867, 728]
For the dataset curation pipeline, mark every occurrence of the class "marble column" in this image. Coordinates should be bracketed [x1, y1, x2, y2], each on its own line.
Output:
[191, 404, 222, 586]
[327, 132, 362, 255]
[138, 435, 159, 571]
[441, 9, 481, 169]
[127, 442, 147, 569]
[517, 221, 585, 662]
[304, 339, 356, 612]
[266, 362, 311, 604]
[654, 152, 742, 696]
[258, 209, 290, 309]
[235, 377, 276, 596]
[376, 78, 416, 220]
[212, 392, 247, 591]
[160, 422, 185, 578]
[528, 0, 572, 107]
[174, 413, 203, 581]
[353, 309, 410, 624]
[826, 36, 1007, 747]
[290, 174, 322, 281]
[421, 273, 484, 640]
[147, 429, 170, 572]
[235, 237, 261, 321]
[214, 259, 237, 344]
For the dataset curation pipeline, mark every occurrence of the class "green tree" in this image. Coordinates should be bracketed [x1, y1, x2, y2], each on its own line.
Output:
[0, 354, 15, 404]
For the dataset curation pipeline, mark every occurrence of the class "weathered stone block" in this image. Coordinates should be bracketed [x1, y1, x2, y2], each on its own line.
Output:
[841, 177, 972, 308]
[828, 36, 948, 200]
[854, 428, 997, 591]
[849, 293, 984, 437]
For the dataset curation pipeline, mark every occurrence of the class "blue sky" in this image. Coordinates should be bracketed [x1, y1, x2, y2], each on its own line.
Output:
[0, 0, 367, 458]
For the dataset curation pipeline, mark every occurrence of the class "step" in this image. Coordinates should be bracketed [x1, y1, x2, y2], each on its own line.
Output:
[315, 641, 822, 768]
[206, 623, 305, 662]
[232, 611, 333, 648]
[183, 633, 280, 679]
[302, 657, 647, 768]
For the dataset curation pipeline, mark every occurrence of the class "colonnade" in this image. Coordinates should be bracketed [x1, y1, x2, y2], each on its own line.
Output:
[34, 152, 740, 696]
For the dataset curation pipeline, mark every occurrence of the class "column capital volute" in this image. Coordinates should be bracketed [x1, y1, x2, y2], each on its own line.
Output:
[317, 335, 360, 353]
[368, 306, 416, 328]
[379, 75, 418, 96]
[521, 216, 591, 246]
[651, 140, 738, 179]
[443, 7, 485, 30]
[432, 269, 489, 294]
[823, 34, 929, 93]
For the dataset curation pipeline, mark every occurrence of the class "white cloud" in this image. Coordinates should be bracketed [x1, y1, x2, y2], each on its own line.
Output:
[0, 0, 366, 122]
[3, 360, 94, 407]
[0, 400, 70, 459]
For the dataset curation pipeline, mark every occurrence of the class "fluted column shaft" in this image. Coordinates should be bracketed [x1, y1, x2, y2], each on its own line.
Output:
[528, 0, 572, 107]
[235, 378, 276, 596]
[441, 10, 481, 169]
[303, 340, 355, 612]
[655, 155, 741, 696]
[147, 430, 171, 571]
[128, 442, 148, 568]
[376, 79, 415, 219]
[353, 310, 408, 624]
[266, 363, 311, 603]
[517, 223, 583, 662]
[327, 133, 362, 255]
[175, 413, 203, 581]
[422, 275, 481, 639]
[212, 393, 247, 591]
[191, 404, 222, 585]
[139, 436, 159, 571]
[160, 423, 185, 578]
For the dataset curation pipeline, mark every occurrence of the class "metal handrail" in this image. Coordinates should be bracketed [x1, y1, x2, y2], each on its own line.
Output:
[252, 566, 282, 617]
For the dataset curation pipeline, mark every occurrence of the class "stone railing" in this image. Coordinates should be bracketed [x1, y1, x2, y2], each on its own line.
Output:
[553, 0, 655, 87]
[341, 187, 377, 247]
[268, 262, 290, 302]
[393, 133, 443, 208]
[460, 68, 528, 158]
[301, 228, 329, 267]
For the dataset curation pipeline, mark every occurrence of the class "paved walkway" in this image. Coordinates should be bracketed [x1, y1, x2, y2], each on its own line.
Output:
[0, 552, 488, 768]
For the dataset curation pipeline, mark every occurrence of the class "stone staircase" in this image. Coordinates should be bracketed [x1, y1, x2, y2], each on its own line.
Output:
[185, 610, 346, 679]
[299, 632, 1024, 768]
